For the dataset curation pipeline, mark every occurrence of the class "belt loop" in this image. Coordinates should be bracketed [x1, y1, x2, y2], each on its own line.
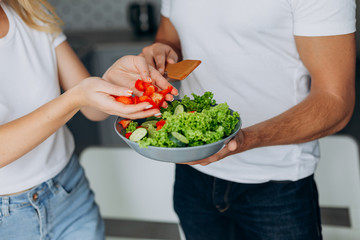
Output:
[46, 178, 57, 194]
[1, 196, 10, 217]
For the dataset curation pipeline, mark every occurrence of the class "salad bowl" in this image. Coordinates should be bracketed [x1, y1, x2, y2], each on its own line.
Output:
[113, 113, 242, 163]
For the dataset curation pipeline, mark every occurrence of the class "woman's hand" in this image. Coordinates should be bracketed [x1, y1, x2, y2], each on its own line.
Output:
[103, 55, 178, 100]
[71, 77, 160, 119]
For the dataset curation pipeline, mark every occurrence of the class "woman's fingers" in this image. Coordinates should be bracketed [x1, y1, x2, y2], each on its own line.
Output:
[95, 79, 134, 97]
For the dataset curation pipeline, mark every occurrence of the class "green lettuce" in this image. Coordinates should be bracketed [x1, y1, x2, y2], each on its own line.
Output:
[137, 92, 240, 148]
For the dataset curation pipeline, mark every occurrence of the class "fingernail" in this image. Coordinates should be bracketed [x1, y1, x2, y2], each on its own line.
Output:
[145, 77, 152, 82]
[145, 105, 153, 109]
[154, 112, 162, 117]
[126, 90, 133, 96]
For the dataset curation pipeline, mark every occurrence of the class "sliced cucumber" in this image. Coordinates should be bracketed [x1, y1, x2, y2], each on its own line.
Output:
[169, 131, 189, 147]
[141, 120, 158, 128]
[129, 128, 147, 142]
[174, 104, 184, 115]
[147, 125, 157, 137]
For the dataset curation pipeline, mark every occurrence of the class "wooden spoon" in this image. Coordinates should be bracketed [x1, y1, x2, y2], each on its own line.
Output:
[165, 60, 201, 80]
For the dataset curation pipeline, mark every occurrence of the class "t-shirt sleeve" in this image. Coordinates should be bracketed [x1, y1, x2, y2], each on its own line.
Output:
[291, 0, 356, 36]
[161, 0, 171, 18]
[53, 31, 67, 48]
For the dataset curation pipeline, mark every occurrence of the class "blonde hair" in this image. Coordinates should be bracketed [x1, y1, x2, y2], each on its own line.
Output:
[3, 0, 63, 35]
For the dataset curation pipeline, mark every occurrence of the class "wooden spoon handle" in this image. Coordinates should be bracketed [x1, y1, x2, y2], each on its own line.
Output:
[165, 60, 201, 80]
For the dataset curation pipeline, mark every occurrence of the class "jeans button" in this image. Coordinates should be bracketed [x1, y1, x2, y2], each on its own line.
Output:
[32, 193, 38, 201]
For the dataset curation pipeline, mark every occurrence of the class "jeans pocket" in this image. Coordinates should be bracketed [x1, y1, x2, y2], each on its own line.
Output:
[53, 160, 85, 197]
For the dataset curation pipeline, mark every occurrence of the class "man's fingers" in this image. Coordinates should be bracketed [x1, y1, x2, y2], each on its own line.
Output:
[181, 144, 233, 166]
[153, 52, 167, 74]
[227, 139, 238, 151]
[166, 50, 178, 64]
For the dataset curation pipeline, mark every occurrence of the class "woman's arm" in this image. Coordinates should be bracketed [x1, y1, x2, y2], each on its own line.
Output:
[0, 76, 160, 168]
[0, 41, 165, 167]
[56, 41, 109, 121]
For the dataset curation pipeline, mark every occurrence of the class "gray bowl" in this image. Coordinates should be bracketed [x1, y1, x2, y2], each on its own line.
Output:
[114, 113, 241, 163]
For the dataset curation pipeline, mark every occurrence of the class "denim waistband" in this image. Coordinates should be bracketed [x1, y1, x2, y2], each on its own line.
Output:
[0, 154, 77, 216]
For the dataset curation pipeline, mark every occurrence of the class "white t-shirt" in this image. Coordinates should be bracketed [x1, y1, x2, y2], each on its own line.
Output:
[162, 0, 356, 183]
[0, 3, 74, 194]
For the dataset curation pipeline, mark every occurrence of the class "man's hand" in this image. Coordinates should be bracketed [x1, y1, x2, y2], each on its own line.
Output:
[181, 130, 245, 166]
[140, 42, 179, 75]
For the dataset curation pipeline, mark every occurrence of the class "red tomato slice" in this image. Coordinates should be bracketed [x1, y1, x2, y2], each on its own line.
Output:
[135, 80, 145, 91]
[119, 119, 131, 128]
[138, 95, 158, 109]
[133, 96, 139, 104]
[150, 92, 165, 108]
[156, 119, 166, 130]
[159, 85, 173, 96]
[115, 96, 133, 104]
[156, 119, 166, 127]
[143, 85, 156, 97]
[125, 132, 132, 139]
[142, 82, 153, 90]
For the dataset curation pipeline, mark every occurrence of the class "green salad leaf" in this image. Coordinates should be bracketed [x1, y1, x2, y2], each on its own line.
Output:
[126, 121, 138, 133]
[124, 92, 240, 148]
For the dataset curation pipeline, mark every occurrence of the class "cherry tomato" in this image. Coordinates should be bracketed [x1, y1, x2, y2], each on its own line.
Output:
[143, 85, 157, 97]
[115, 96, 133, 104]
[150, 92, 165, 108]
[119, 119, 132, 128]
[156, 119, 166, 127]
[159, 85, 173, 96]
[133, 95, 139, 104]
[135, 80, 145, 91]
[138, 95, 158, 109]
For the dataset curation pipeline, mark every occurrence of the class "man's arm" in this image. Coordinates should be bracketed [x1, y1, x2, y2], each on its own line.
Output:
[141, 16, 182, 74]
[155, 16, 182, 60]
[188, 33, 356, 165]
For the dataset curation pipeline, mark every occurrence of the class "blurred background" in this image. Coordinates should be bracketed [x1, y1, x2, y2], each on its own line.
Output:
[47, 1, 360, 239]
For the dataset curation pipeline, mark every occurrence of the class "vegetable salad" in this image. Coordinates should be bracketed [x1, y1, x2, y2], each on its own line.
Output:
[120, 92, 240, 148]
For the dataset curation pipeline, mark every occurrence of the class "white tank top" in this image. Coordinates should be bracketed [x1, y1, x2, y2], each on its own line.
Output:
[0, 3, 75, 194]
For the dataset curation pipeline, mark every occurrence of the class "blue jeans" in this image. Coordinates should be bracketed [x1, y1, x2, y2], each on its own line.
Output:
[173, 165, 322, 240]
[0, 154, 104, 240]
